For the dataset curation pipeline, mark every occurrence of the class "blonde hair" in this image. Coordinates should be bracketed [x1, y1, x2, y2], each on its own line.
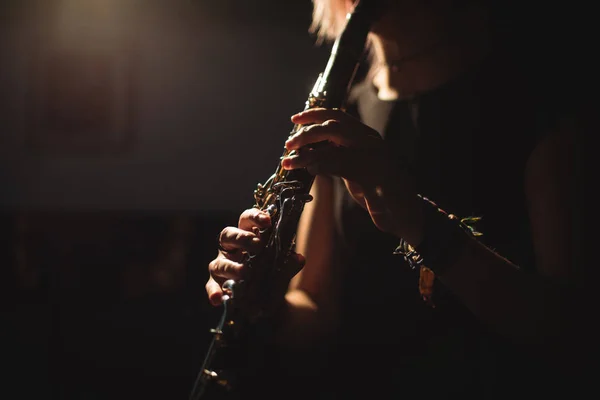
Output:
[309, 0, 354, 43]
[309, 0, 377, 83]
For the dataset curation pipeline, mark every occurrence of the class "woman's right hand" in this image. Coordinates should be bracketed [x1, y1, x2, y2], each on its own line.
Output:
[205, 207, 305, 307]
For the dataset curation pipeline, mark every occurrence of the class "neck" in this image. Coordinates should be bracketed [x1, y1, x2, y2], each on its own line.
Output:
[370, 6, 491, 101]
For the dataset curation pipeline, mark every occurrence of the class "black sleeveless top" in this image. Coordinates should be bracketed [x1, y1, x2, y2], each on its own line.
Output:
[324, 52, 558, 399]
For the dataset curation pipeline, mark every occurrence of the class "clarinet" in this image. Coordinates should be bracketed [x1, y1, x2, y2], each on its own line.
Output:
[190, 2, 381, 399]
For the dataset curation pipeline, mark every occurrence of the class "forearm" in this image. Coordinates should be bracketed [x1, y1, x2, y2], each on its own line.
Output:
[438, 128, 589, 352]
[278, 175, 340, 346]
[276, 289, 328, 348]
[438, 235, 586, 350]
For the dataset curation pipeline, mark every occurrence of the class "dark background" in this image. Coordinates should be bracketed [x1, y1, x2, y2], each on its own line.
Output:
[0, 0, 590, 399]
[0, 1, 329, 399]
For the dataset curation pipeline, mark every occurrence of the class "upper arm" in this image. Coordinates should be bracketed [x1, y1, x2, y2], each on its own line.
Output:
[524, 117, 579, 282]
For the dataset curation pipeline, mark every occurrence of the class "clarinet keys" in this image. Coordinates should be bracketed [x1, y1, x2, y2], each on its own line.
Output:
[201, 369, 233, 391]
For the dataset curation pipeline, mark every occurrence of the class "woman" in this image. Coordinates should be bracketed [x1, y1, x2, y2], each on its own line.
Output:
[205, 0, 588, 398]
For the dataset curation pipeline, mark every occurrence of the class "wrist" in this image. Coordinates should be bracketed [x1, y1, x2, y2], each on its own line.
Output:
[394, 195, 481, 276]
[393, 195, 482, 307]
[392, 193, 426, 247]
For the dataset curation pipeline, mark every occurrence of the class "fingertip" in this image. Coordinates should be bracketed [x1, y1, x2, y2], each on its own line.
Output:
[206, 279, 223, 306]
[208, 292, 223, 306]
[292, 108, 317, 122]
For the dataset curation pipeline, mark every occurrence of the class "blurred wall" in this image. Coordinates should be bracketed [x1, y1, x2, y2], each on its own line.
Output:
[0, 0, 330, 212]
[0, 2, 332, 399]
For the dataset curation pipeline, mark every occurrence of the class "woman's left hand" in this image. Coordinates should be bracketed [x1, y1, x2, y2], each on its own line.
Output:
[282, 107, 424, 245]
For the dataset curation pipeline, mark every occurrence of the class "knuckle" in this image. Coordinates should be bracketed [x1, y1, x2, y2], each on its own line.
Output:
[236, 231, 254, 246]
[301, 124, 315, 135]
[251, 208, 264, 220]
[247, 208, 269, 226]
[239, 208, 256, 226]
[219, 227, 230, 242]
[208, 259, 218, 274]
[214, 261, 225, 275]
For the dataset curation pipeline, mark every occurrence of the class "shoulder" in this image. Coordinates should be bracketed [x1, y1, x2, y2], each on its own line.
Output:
[523, 104, 587, 282]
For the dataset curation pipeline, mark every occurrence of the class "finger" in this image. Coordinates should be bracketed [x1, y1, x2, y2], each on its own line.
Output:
[290, 108, 348, 125]
[205, 276, 224, 306]
[286, 120, 353, 150]
[218, 226, 262, 255]
[208, 256, 245, 282]
[282, 145, 373, 183]
[238, 208, 271, 231]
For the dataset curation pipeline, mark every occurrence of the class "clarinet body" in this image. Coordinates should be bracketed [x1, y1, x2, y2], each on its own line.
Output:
[190, 2, 380, 399]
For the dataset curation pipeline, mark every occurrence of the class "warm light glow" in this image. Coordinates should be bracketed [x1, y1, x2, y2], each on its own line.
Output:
[26, 0, 136, 156]
[57, 0, 120, 19]
[52, 0, 129, 50]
